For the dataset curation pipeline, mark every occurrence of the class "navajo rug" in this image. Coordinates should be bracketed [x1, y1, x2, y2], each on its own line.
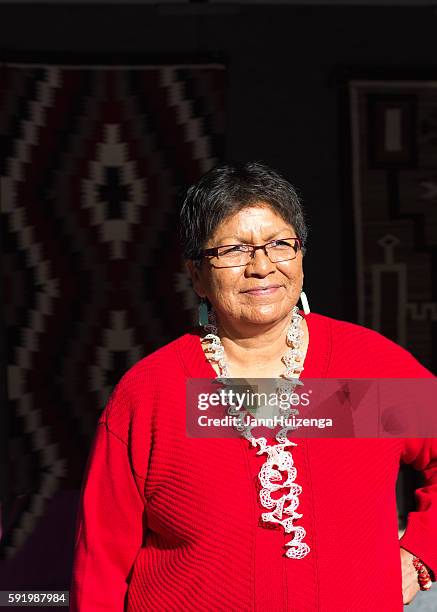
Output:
[0, 63, 225, 558]
[350, 80, 437, 372]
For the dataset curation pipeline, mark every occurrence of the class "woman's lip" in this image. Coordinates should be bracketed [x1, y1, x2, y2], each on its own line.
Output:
[243, 286, 282, 295]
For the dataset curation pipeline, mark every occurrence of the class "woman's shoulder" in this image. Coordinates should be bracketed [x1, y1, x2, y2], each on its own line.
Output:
[100, 332, 199, 430]
[307, 312, 433, 377]
[119, 331, 199, 389]
[308, 311, 397, 351]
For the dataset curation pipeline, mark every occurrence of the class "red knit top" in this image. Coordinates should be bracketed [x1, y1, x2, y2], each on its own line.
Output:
[70, 313, 437, 611]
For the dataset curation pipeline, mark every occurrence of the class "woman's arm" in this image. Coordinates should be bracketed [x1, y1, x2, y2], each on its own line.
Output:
[70, 381, 148, 611]
[399, 438, 437, 583]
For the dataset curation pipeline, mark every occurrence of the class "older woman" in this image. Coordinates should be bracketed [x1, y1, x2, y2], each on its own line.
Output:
[70, 162, 436, 611]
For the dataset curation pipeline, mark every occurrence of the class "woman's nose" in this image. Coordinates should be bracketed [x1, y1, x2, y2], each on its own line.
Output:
[245, 247, 275, 275]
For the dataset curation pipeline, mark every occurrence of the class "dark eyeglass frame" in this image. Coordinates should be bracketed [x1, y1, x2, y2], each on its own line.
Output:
[197, 237, 303, 265]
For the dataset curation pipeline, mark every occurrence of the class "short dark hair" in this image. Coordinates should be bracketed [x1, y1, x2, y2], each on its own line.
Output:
[179, 161, 308, 260]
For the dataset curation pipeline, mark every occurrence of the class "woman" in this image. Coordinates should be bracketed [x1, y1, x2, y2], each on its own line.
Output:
[70, 162, 436, 611]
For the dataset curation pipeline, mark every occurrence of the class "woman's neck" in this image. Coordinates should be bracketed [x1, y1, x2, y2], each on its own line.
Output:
[209, 312, 309, 378]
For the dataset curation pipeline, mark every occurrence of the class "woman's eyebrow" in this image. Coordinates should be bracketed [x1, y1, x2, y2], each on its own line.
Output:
[214, 230, 293, 243]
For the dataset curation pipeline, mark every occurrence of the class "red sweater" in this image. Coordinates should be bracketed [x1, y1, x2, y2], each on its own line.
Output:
[70, 313, 437, 611]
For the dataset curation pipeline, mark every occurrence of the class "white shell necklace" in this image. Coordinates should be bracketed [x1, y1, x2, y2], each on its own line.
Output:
[201, 305, 310, 559]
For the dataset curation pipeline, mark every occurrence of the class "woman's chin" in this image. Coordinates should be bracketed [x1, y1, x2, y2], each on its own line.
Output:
[239, 304, 291, 325]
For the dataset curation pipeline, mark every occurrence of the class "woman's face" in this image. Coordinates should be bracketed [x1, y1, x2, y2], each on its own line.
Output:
[187, 204, 304, 328]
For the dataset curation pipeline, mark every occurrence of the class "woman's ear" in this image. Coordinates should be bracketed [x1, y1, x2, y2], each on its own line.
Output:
[185, 260, 206, 298]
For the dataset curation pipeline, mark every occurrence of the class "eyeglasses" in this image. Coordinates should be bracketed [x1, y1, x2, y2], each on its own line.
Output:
[198, 237, 302, 268]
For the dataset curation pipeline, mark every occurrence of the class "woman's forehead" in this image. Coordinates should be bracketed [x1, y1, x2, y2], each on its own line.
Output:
[208, 204, 295, 243]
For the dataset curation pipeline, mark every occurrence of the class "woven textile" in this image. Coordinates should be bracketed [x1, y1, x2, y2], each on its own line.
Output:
[0, 63, 225, 555]
[350, 80, 437, 373]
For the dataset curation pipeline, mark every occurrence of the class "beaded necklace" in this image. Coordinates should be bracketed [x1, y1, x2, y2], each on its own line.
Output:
[200, 305, 310, 559]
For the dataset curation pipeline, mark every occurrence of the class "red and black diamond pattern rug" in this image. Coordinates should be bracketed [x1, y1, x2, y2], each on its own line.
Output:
[0, 63, 225, 558]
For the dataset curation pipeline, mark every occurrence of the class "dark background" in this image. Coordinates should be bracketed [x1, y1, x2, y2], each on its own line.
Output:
[1, 1, 436, 603]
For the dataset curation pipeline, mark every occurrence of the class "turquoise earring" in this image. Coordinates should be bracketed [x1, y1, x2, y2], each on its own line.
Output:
[198, 298, 209, 327]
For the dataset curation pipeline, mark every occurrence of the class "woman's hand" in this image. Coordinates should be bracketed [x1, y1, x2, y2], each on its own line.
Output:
[401, 547, 420, 605]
